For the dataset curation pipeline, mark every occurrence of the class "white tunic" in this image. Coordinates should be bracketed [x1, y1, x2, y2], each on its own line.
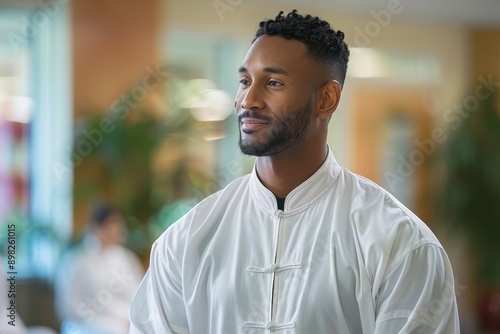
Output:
[129, 151, 459, 333]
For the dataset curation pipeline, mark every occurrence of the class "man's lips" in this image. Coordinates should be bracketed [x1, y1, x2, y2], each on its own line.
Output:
[240, 117, 270, 131]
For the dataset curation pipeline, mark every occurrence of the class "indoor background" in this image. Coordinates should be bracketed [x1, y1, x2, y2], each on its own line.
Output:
[0, 0, 499, 333]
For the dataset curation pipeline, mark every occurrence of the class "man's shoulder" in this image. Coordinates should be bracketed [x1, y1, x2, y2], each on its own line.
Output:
[199, 173, 252, 206]
[334, 168, 446, 281]
[337, 167, 417, 218]
[335, 166, 441, 246]
[336, 166, 389, 199]
[155, 173, 252, 248]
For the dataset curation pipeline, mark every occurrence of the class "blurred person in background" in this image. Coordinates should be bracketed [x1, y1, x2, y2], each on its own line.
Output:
[130, 9, 459, 333]
[56, 202, 144, 334]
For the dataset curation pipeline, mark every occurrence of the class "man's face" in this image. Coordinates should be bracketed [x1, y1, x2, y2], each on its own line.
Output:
[235, 35, 322, 156]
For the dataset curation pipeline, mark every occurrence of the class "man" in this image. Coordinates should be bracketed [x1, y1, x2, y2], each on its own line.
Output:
[56, 202, 144, 333]
[130, 10, 459, 333]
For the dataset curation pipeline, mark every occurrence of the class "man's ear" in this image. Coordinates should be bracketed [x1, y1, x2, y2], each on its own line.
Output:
[317, 80, 341, 120]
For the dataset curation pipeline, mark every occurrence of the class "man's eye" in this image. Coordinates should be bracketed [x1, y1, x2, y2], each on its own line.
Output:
[239, 79, 250, 85]
[268, 81, 282, 87]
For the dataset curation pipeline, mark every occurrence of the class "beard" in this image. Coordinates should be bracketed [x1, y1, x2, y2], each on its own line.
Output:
[238, 99, 313, 157]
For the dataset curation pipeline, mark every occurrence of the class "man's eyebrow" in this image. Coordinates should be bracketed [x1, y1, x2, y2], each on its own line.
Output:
[263, 66, 289, 76]
[238, 65, 290, 76]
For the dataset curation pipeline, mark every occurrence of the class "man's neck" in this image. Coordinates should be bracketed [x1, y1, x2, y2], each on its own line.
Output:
[255, 145, 328, 198]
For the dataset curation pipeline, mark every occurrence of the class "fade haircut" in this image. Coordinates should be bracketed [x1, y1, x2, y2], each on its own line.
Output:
[253, 9, 350, 87]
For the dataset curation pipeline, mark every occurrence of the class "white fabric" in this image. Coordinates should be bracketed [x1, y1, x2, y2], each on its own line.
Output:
[56, 236, 144, 334]
[129, 151, 459, 333]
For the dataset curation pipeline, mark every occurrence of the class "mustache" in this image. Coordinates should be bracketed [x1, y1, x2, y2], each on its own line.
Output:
[238, 110, 273, 123]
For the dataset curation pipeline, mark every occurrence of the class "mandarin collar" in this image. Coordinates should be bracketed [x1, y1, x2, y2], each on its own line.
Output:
[249, 149, 341, 214]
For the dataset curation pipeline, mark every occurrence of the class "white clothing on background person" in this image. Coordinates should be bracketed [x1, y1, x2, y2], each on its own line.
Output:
[56, 236, 144, 334]
[129, 150, 459, 333]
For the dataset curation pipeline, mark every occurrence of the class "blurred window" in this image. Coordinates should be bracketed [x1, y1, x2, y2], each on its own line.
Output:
[0, 3, 72, 279]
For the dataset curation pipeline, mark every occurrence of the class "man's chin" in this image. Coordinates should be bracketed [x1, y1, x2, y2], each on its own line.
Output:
[238, 140, 270, 157]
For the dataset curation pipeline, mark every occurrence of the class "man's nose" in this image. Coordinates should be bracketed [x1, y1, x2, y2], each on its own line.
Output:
[240, 84, 265, 110]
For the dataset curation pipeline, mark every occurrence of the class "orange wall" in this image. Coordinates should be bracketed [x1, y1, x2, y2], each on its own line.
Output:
[71, 0, 165, 234]
[471, 29, 500, 111]
[72, 0, 163, 116]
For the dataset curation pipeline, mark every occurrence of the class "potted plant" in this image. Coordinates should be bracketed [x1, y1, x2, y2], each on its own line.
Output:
[437, 93, 500, 331]
[72, 72, 218, 260]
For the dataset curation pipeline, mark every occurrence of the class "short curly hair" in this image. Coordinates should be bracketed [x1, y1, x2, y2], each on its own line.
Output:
[254, 9, 350, 87]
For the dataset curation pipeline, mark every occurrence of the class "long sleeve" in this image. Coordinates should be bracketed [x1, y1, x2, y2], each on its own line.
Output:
[374, 244, 460, 333]
[129, 239, 189, 334]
